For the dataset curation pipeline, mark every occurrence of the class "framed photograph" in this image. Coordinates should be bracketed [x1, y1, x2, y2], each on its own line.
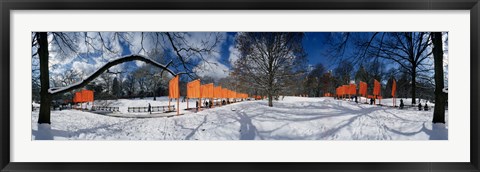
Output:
[1, 0, 479, 171]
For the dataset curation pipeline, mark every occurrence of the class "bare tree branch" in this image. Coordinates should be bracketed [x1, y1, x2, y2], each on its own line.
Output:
[48, 55, 180, 95]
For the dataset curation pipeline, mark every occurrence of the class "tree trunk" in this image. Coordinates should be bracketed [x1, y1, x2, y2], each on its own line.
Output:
[267, 83, 273, 107]
[431, 32, 446, 123]
[38, 32, 51, 124]
[268, 94, 273, 107]
[153, 83, 157, 101]
[267, 76, 273, 107]
[411, 67, 417, 105]
[267, 57, 274, 107]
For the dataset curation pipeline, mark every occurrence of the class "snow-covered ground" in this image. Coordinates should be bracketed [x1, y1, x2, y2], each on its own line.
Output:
[32, 96, 448, 140]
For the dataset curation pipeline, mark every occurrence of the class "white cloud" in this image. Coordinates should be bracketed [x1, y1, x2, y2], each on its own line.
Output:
[307, 64, 314, 73]
[228, 44, 240, 67]
[193, 60, 230, 80]
[72, 61, 95, 77]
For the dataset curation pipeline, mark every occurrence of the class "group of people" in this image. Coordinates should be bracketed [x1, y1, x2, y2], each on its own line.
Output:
[194, 100, 217, 112]
[334, 95, 430, 111]
[398, 99, 428, 111]
[418, 102, 429, 111]
[335, 96, 359, 103]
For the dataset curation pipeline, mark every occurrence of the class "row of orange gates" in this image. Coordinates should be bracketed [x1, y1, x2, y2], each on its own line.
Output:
[335, 79, 397, 106]
[169, 76, 254, 115]
[70, 76, 259, 115]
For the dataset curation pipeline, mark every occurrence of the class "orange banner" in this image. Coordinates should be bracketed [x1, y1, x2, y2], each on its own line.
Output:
[337, 85, 348, 96]
[359, 81, 367, 96]
[169, 75, 180, 98]
[187, 79, 201, 99]
[73, 92, 82, 103]
[221, 88, 228, 98]
[73, 90, 94, 103]
[214, 86, 222, 98]
[391, 79, 397, 97]
[82, 90, 94, 102]
[201, 83, 214, 98]
[349, 84, 356, 95]
[373, 79, 381, 96]
[358, 82, 363, 96]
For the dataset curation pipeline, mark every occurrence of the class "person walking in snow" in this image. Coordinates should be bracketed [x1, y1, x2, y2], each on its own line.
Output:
[148, 103, 152, 114]
[354, 96, 358, 104]
[399, 99, 404, 109]
[424, 103, 429, 111]
[196, 100, 199, 112]
[418, 103, 422, 111]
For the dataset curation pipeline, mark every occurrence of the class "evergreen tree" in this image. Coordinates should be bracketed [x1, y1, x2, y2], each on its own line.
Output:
[112, 77, 121, 99]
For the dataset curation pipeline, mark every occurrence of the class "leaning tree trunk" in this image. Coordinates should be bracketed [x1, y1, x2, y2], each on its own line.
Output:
[431, 32, 446, 123]
[38, 32, 51, 124]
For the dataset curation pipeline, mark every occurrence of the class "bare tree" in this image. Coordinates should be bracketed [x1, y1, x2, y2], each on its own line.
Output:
[123, 73, 136, 97]
[51, 69, 83, 100]
[112, 77, 121, 99]
[131, 64, 168, 100]
[369, 32, 433, 104]
[305, 63, 326, 97]
[233, 32, 307, 107]
[354, 65, 369, 85]
[99, 73, 114, 96]
[333, 60, 353, 85]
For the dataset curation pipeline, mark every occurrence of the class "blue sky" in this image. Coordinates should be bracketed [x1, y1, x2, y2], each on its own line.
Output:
[303, 32, 332, 68]
[217, 32, 332, 71]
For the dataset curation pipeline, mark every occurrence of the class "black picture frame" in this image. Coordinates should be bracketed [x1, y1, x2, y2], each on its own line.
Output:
[1, 0, 479, 171]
